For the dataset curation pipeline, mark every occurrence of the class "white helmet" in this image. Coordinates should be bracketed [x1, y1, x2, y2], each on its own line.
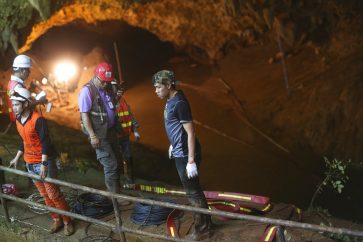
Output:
[10, 86, 31, 102]
[13, 55, 32, 69]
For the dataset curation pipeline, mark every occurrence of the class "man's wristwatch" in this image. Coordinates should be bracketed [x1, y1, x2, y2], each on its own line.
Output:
[41, 161, 48, 166]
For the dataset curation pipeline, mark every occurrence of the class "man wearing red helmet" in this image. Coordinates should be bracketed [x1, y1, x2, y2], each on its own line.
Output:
[78, 62, 121, 194]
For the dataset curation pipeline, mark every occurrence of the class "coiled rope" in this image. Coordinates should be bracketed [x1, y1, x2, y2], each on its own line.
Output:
[73, 193, 114, 219]
[131, 198, 175, 226]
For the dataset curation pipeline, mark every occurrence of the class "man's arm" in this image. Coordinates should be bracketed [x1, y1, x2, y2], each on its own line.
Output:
[9, 150, 23, 169]
[182, 122, 199, 179]
[182, 122, 196, 164]
[35, 117, 51, 179]
[81, 112, 100, 148]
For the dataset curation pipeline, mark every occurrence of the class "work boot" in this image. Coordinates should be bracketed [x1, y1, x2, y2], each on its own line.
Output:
[50, 220, 63, 234]
[64, 221, 75, 236]
[185, 197, 212, 241]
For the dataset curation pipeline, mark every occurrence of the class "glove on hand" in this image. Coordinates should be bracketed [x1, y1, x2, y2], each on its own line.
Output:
[186, 162, 198, 179]
[134, 131, 141, 142]
[168, 145, 173, 159]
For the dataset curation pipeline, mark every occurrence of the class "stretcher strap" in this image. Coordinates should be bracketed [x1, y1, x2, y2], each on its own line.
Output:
[130, 184, 271, 211]
[261, 225, 277, 242]
[166, 209, 183, 238]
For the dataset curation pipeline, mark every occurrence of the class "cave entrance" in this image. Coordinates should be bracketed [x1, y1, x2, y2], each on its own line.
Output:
[29, 20, 176, 89]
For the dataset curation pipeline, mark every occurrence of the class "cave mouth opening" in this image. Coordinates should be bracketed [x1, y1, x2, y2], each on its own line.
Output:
[28, 20, 176, 89]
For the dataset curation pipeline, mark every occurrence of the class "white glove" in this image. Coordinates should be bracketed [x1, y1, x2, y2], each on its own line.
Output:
[168, 145, 173, 159]
[134, 131, 140, 142]
[186, 162, 198, 179]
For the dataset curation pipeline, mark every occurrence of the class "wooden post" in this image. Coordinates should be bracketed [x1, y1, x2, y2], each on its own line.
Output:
[113, 42, 124, 84]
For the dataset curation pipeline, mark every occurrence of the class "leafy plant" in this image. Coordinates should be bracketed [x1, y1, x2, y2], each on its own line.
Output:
[58, 152, 70, 168]
[308, 157, 351, 210]
[74, 158, 90, 174]
[320, 221, 361, 242]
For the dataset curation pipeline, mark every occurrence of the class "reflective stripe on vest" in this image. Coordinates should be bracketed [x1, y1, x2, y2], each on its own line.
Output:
[118, 111, 129, 116]
[116, 97, 132, 136]
[121, 121, 132, 128]
[16, 112, 43, 164]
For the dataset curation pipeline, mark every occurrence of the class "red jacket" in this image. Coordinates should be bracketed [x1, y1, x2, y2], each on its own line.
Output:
[116, 97, 133, 137]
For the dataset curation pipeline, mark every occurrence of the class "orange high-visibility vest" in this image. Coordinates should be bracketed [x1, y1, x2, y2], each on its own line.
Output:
[7, 79, 24, 122]
[116, 97, 132, 137]
[16, 112, 43, 164]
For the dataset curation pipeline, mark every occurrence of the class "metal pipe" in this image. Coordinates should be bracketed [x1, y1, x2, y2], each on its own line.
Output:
[1, 166, 363, 238]
[0, 159, 9, 222]
[0, 193, 193, 242]
[112, 197, 126, 242]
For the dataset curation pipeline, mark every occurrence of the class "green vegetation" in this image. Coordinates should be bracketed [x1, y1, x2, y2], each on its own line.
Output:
[308, 157, 351, 210]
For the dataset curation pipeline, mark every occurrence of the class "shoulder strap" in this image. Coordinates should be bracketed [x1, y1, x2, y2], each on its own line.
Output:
[84, 82, 98, 104]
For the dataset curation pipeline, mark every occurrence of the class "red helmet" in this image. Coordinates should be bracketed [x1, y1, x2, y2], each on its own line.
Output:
[95, 62, 114, 82]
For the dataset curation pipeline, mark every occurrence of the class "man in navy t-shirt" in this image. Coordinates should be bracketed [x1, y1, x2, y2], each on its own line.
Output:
[152, 70, 211, 241]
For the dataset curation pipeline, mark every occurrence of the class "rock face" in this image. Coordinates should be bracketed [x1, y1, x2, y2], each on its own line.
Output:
[19, 0, 237, 62]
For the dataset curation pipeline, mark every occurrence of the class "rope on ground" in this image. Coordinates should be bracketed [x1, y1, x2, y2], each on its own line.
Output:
[276, 32, 290, 96]
[217, 77, 290, 154]
[0, 144, 15, 158]
[73, 193, 114, 219]
[193, 119, 253, 147]
[0, 122, 12, 136]
[0, 214, 65, 239]
[26, 189, 79, 215]
[81, 213, 116, 242]
[26, 193, 48, 214]
[180, 78, 290, 154]
[81, 223, 115, 242]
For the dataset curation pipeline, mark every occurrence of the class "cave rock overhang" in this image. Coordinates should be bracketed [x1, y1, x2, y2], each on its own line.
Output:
[19, 0, 236, 63]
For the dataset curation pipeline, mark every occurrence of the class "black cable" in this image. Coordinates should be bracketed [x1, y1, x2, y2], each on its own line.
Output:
[73, 193, 114, 219]
[131, 198, 175, 226]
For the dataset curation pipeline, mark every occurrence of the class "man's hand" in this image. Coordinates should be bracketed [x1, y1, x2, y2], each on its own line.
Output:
[168, 145, 173, 159]
[134, 131, 141, 142]
[8, 158, 18, 169]
[40, 165, 48, 180]
[186, 162, 198, 179]
[90, 136, 100, 149]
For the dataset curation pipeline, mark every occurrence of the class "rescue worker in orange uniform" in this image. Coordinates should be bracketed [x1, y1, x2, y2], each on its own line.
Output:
[111, 81, 140, 184]
[9, 87, 74, 236]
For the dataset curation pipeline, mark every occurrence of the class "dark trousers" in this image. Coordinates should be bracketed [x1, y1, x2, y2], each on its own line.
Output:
[174, 155, 205, 201]
[175, 155, 211, 238]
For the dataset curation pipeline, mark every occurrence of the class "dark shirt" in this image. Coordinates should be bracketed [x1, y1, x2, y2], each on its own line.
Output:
[164, 91, 193, 157]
